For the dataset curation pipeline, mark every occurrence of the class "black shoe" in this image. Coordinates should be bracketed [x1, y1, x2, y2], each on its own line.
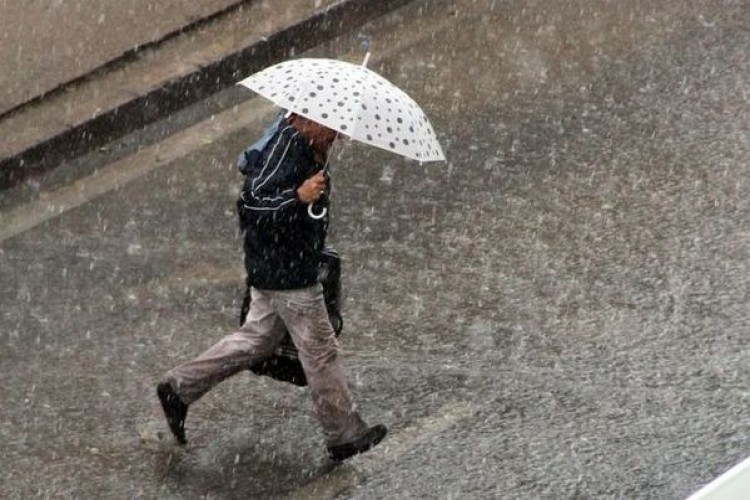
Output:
[327, 424, 387, 461]
[156, 382, 188, 445]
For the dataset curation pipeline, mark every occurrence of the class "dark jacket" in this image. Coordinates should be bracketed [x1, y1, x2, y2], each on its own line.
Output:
[237, 123, 329, 290]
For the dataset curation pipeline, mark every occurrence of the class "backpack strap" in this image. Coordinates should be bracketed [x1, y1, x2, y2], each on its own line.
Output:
[236, 109, 286, 175]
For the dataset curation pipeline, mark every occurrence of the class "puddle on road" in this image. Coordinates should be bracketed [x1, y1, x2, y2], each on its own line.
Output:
[285, 400, 476, 499]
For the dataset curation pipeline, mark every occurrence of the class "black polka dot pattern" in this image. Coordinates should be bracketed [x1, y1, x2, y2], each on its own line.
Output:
[238, 58, 445, 162]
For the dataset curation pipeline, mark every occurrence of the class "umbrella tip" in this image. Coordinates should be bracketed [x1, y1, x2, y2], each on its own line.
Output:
[358, 34, 371, 50]
[358, 34, 372, 67]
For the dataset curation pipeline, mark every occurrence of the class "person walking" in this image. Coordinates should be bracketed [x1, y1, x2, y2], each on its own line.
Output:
[157, 113, 387, 461]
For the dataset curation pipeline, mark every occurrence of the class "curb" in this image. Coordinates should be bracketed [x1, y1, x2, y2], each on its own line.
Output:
[0, 0, 253, 122]
[0, 0, 412, 191]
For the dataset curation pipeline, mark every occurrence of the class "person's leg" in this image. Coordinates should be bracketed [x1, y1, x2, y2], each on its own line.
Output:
[164, 288, 285, 403]
[273, 285, 386, 458]
[157, 288, 285, 443]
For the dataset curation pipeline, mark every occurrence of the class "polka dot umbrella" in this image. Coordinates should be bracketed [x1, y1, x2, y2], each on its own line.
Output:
[237, 57, 445, 163]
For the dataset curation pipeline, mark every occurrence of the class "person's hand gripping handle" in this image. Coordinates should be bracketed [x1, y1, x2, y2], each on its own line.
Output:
[297, 171, 328, 219]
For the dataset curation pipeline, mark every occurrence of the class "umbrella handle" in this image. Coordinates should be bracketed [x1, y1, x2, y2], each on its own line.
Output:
[308, 203, 327, 220]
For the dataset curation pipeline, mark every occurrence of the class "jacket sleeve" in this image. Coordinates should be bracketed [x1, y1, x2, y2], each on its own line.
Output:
[239, 185, 299, 213]
[238, 127, 303, 218]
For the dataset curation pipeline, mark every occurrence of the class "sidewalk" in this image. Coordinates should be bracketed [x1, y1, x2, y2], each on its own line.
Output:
[0, 0, 412, 190]
[0, 0, 242, 116]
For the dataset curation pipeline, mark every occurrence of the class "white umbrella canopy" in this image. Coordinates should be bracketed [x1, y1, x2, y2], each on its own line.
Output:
[237, 57, 445, 162]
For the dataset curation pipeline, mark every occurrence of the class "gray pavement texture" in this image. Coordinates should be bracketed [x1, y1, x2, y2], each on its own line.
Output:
[1, 0, 750, 498]
[0, 0, 408, 190]
[0, 0, 241, 115]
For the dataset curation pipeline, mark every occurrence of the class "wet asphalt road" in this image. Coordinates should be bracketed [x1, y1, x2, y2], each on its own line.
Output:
[1, 0, 749, 498]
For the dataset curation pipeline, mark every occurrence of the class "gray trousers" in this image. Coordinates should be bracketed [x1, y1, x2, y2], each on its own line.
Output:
[164, 284, 368, 446]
